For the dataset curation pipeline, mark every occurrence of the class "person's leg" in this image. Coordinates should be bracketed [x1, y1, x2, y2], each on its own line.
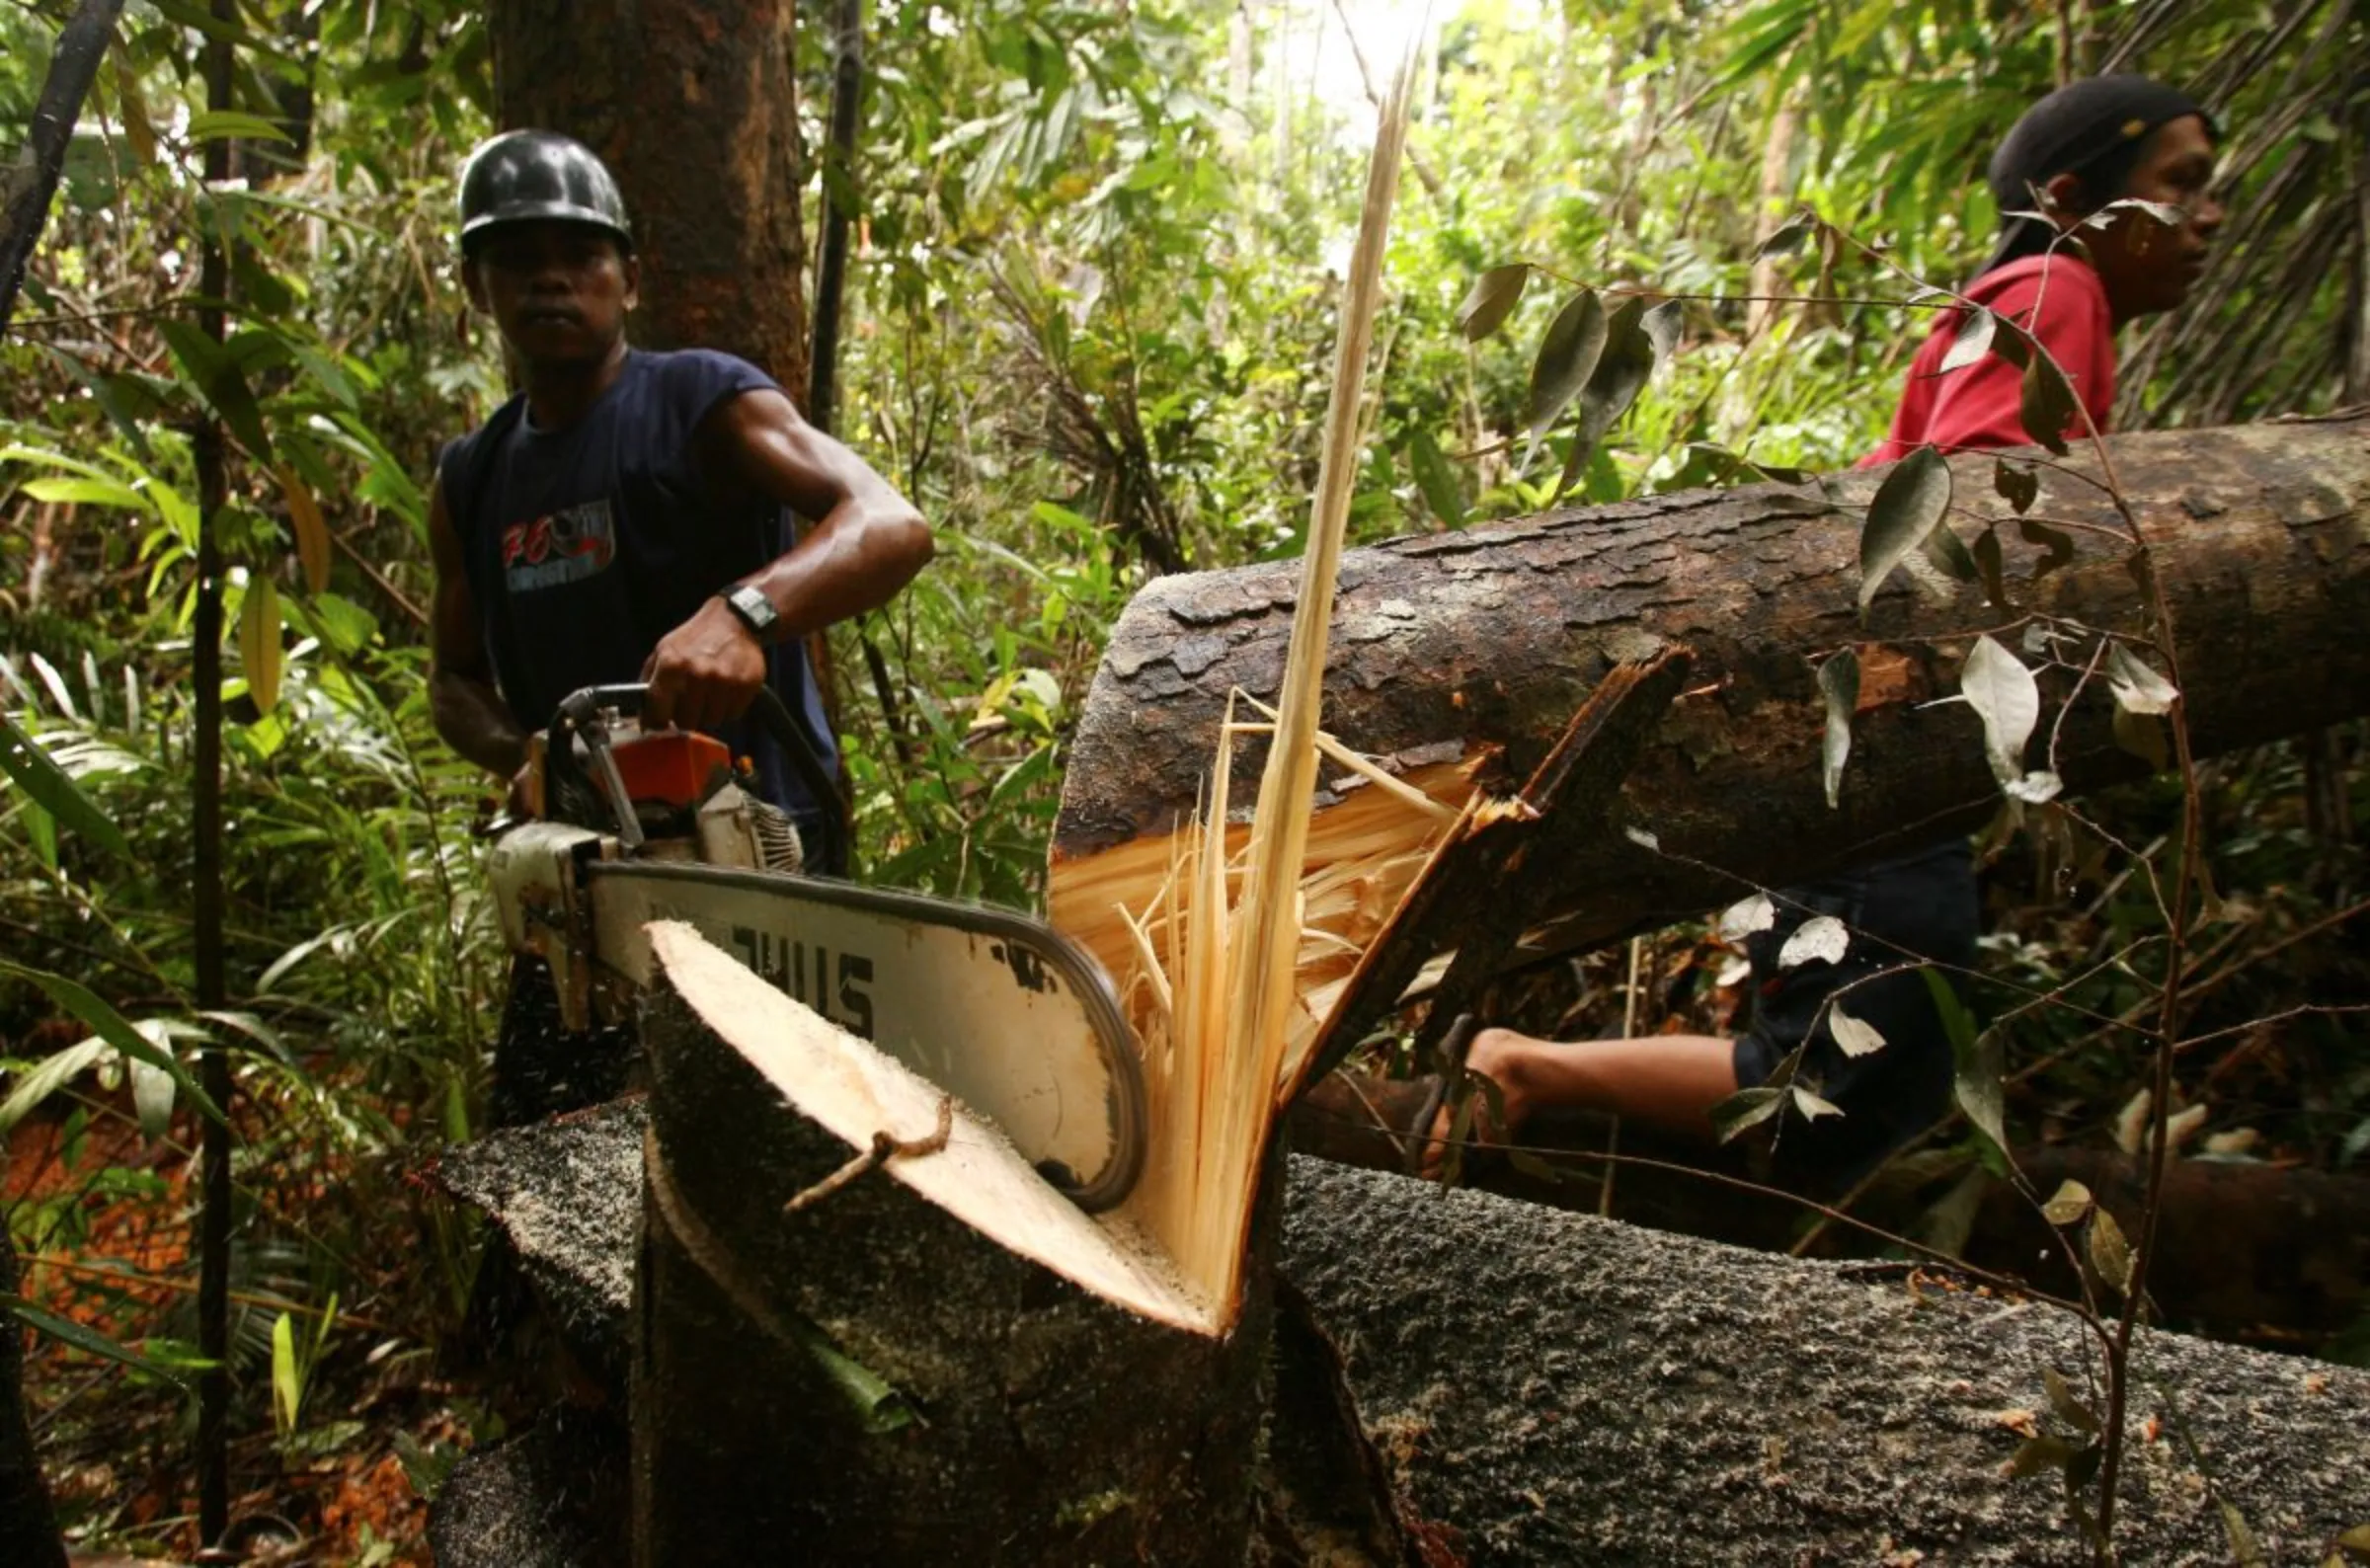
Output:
[1425, 1029, 1739, 1167]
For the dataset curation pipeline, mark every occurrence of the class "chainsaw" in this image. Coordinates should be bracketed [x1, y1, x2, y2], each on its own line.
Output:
[484, 683, 1146, 1212]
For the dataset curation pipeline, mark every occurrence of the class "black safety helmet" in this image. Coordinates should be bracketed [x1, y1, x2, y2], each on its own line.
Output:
[456, 129, 633, 260]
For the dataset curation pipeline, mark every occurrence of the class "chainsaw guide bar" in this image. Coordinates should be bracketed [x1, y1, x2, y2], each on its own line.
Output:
[592, 862, 1148, 1212]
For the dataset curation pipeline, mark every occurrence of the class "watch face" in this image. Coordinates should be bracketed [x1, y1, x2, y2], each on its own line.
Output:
[730, 586, 777, 631]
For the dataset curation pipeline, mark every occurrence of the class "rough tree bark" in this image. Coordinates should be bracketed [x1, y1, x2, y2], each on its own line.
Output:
[430, 1105, 2370, 1567]
[628, 925, 1269, 1567]
[486, 0, 810, 395]
[1053, 417, 2370, 960]
[0, 1233, 68, 1568]
[0, 4, 127, 1557]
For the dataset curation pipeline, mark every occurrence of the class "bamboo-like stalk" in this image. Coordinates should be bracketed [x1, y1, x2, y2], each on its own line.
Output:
[1116, 48, 1422, 1317]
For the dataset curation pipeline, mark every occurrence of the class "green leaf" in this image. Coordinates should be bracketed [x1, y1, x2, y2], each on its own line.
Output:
[0, 713, 130, 857]
[1971, 527, 2011, 611]
[1828, 1004, 1885, 1058]
[2088, 1207, 2135, 1295]
[0, 1041, 107, 1137]
[1790, 1085, 1844, 1121]
[240, 577, 283, 717]
[1558, 298, 1681, 498]
[1917, 520, 1980, 597]
[1923, 969, 2006, 1160]
[272, 1311, 302, 1433]
[1, 1294, 190, 1388]
[2007, 1433, 2081, 1480]
[21, 476, 150, 510]
[1754, 212, 1816, 259]
[1959, 634, 2040, 787]
[278, 466, 333, 594]
[1993, 458, 2039, 514]
[1857, 444, 1952, 616]
[2043, 1367, 2100, 1435]
[1938, 307, 1997, 374]
[40, 347, 155, 459]
[128, 1021, 177, 1140]
[1709, 1085, 1786, 1142]
[2220, 1500, 2266, 1568]
[1503, 1147, 1567, 1185]
[0, 962, 221, 1126]
[2106, 644, 2177, 716]
[1455, 264, 1530, 342]
[2018, 353, 2078, 456]
[1409, 429, 1465, 529]
[2039, 1179, 2094, 1226]
[1817, 647, 1856, 810]
[2113, 705, 2169, 770]
[187, 109, 294, 144]
[157, 319, 275, 462]
[1524, 288, 1608, 437]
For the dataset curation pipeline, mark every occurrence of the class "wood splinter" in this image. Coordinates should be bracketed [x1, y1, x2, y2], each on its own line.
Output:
[784, 1096, 956, 1215]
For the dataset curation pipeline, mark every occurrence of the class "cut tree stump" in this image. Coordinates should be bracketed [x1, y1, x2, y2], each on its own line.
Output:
[430, 1102, 2370, 1567]
[627, 923, 1270, 1567]
[1053, 416, 2370, 963]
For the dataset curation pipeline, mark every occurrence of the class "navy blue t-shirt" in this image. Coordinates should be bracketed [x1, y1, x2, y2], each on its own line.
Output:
[436, 349, 838, 844]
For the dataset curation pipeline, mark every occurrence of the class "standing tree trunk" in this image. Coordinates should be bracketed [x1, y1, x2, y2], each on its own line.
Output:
[487, 0, 811, 397]
[0, 1234, 67, 1568]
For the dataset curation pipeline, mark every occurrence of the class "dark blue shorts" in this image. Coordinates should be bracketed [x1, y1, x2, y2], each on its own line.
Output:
[1730, 839, 1979, 1188]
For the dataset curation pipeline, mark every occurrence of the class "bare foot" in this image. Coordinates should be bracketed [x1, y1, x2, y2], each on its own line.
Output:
[1420, 1027, 1534, 1178]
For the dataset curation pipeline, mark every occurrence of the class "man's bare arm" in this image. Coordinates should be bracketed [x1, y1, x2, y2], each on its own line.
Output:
[642, 388, 932, 734]
[427, 475, 531, 781]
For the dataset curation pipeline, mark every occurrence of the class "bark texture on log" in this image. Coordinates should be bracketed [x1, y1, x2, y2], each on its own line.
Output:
[1285, 1160, 2370, 1567]
[1055, 418, 2370, 956]
[632, 956, 1269, 1567]
[431, 1105, 2370, 1567]
[487, 0, 810, 396]
[1289, 1094, 2370, 1342]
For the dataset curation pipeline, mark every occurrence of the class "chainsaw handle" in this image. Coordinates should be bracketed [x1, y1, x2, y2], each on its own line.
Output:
[543, 682, 849, 853]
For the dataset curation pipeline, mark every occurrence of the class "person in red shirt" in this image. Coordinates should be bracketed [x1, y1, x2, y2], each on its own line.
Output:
[1870, 75, 2222, 462]
[1333, 77, 2225, 1191]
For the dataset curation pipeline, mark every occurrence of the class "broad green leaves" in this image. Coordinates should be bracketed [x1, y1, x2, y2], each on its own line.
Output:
[2040, 1180, 2094, 1225]
[278, 465, 332, 593]
[157, 319, 275, 462]
[1560, 298, 1682, 495]
[2019, 354, 2079, 455]
[1857, 444, 1951, 615]
[1524, 288, 1609, 437]
[2106, 644, 2177, 716]
[1923, 967, 2006, 1162]
[240, 577, 283, 717]
[1828, 1005, 1885, 1058]
[1958, 634, 2059, 802]
[0, 962, 222, 1127]
[1, 1294, 193, 1387]
[1455, 264, 1530, 341]
[1407, 429, 1464, 529]
[1778, 914, 1848, 969]
[0, 711, 130, 857]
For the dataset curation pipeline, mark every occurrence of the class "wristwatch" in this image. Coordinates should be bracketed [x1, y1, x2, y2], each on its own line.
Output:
[720, 583, 780, 642]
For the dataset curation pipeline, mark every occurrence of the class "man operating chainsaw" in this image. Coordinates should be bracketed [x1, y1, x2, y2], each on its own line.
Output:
[428, 129, 932, 1125]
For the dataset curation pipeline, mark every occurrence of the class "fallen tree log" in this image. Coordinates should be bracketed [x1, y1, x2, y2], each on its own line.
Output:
[429, 1105, 2370, 1566]
[1286, 1097, 2370, 1343]
[1051, 416, 2370, 966]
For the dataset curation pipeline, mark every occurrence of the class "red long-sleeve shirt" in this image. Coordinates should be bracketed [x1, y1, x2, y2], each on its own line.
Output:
[1861, 252, 2116, 466]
